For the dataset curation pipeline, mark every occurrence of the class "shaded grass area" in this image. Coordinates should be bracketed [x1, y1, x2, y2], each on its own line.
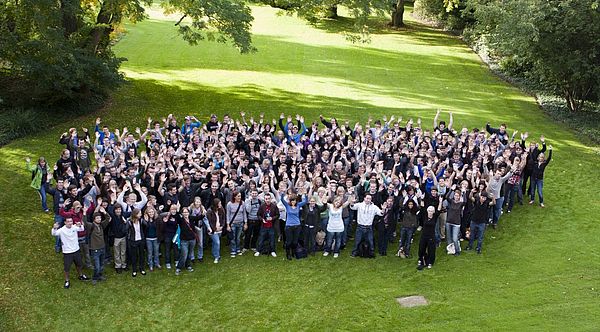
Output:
[1, 5, 600, 331]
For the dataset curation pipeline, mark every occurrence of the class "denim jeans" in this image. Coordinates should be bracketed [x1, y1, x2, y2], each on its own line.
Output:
[505, 183, 521, 211]
[352, 225, 374, 256]
[91, 248, 105, 280]
[530, 179, 544, 204]
[193, 228, 204, 260]
[177, 239, 196, 269]
[146, 238, 160, 268]
[341, 216, 351, 247]
[325, 231, 342, 254]
[469, 222, 486, 251]
[54, 215, 64, 251]
[445, 223, 461, 253]
[38, 183, 49, 211]
[257, 227, 276, 253]
[399, 226, 416, 256]
[492, 197, 504, 225]
[164, 237, 178, 266]
[209, 232, 221, 259]
[230, 223, 244, 254]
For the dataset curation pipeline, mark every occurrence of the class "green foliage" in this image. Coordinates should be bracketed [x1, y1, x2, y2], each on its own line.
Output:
[162, 0, 255, 53]
[471, 0, 600, 112]
[0, 0, 255, 109]
[414, 0, 472, 30]
[256, 0, 395, 42]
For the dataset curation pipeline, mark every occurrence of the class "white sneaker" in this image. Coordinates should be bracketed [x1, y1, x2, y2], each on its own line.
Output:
[323, 252, 329, 257]
[230, 254, 236, 258]
[241, 248, 248, 254]
[254, 252, 260, 257]
[333, 253, 339, 258]
[427, 264, 432, 269]
[214, 259, 219, 264]
[166, 263, 171, 269]
[271, 252, 277, 257]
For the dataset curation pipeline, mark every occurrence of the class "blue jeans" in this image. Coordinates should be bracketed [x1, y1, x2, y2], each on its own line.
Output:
[209, 232, 221, 259]
[468, 222, 486, 251]
[146, 238, 160, 268]
[54, 215, 64, 251]
[352, 225, 374, 256]
[341, 216, 351, 247]
[177, 239, 196, 269]
[38, 183, 48, 211]
[399, 226, 415, 256]
[230, 223, 244, 254]
[325, 231, 342, 254]
[530, 179, 544, 204]
[192, 228, 204, 260]
[257, 227, 275, 253]
[91, 248, 105, 280]
[445, 223, 461, 253]
[492, 197, 504, 225]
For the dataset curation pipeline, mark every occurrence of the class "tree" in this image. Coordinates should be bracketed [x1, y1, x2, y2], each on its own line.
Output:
[0, 0, 255, 106]
[472, 0, 600, 112]
[391, 0, 406, 27]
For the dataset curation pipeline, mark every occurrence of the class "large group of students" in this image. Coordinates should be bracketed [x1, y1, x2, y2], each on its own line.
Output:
[26, 110, 553, 288]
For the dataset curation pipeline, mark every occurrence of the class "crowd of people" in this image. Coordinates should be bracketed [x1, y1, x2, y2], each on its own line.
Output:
[25, 110, 553, 288]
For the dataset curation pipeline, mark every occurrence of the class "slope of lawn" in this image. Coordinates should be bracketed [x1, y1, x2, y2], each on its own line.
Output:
[1, 5, 599, 331]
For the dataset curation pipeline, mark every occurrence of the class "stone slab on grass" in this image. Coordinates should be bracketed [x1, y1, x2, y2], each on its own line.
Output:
[396, 296, 428, 308]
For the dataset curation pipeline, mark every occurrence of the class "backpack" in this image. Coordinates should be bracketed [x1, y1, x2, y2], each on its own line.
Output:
[358, 240, 374, 258]
[315, 230, 326, 246]
[295, 245, 308, 259]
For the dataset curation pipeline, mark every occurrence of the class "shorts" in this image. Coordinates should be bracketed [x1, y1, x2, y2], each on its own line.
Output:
[63, 250, 83, 272]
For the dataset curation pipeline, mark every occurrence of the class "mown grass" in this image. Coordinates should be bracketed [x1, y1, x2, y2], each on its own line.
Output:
[1, 5, 599, 331]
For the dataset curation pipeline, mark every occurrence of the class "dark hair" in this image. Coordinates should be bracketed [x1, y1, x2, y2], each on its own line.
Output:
[211, 198, 222, 210]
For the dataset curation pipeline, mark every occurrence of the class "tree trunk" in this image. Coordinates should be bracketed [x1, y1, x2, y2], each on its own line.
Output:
[87, 5, 113, 54]
[564, 86, 591, 112]
[325, 5, 338, 19]
[391, 0, 405, 27]
[59, 0, 81, 37]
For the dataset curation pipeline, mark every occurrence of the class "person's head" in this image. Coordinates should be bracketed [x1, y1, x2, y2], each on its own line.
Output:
[169, 204, 178, 215]
[72, 201, 82, 211]
[93, 212, 103, 224]
[479, 192, 488, 204]
[114, 205, 122, 216]
[251, 189, 258, 199]
[499, 124, 506, 134]
[364, 194, 372, 204]
[38, 157, 46, 167]
[431, 187, 438, 197]
[333, 197, 343, 208]
[56, 178, 65, 190]
[212, 198, 222, 210]
[132, 208, 142, 222]
[232, 191, 242, 203]
[211, 181, 219, 192]
[439, 120, 446, 130]
[127, 192, 137, 205]
[406, 200, 415, 210]
[308, 196, 316, 207]
[61, 149, 70, 160]
[182, 207, 190, 218]
[426, 206, 435, 217]
[193, 196, 202, 207]
[494, 169, 503, 180]
[538, 153, 545, 162]
[65, 217, 74, 228]
[288, 194, 298, 207]
[453, 191, 461, 202]
[263, 194, 272, 205]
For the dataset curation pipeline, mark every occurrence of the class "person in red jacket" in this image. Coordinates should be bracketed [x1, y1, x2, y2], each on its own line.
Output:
[60, 201, 92, 269]
[255, 194, 280, 257]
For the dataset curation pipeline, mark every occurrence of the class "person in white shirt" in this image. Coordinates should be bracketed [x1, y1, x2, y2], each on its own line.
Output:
[323, 195, 353, 258]
[51, 217, 89, 288]
[350, 194, 385, 257]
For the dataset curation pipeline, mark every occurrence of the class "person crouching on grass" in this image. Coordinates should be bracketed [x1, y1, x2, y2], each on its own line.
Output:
[51, 217, 89, 288]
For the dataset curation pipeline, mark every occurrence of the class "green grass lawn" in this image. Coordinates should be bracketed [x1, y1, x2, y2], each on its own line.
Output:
[1, 5, 599, 331]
